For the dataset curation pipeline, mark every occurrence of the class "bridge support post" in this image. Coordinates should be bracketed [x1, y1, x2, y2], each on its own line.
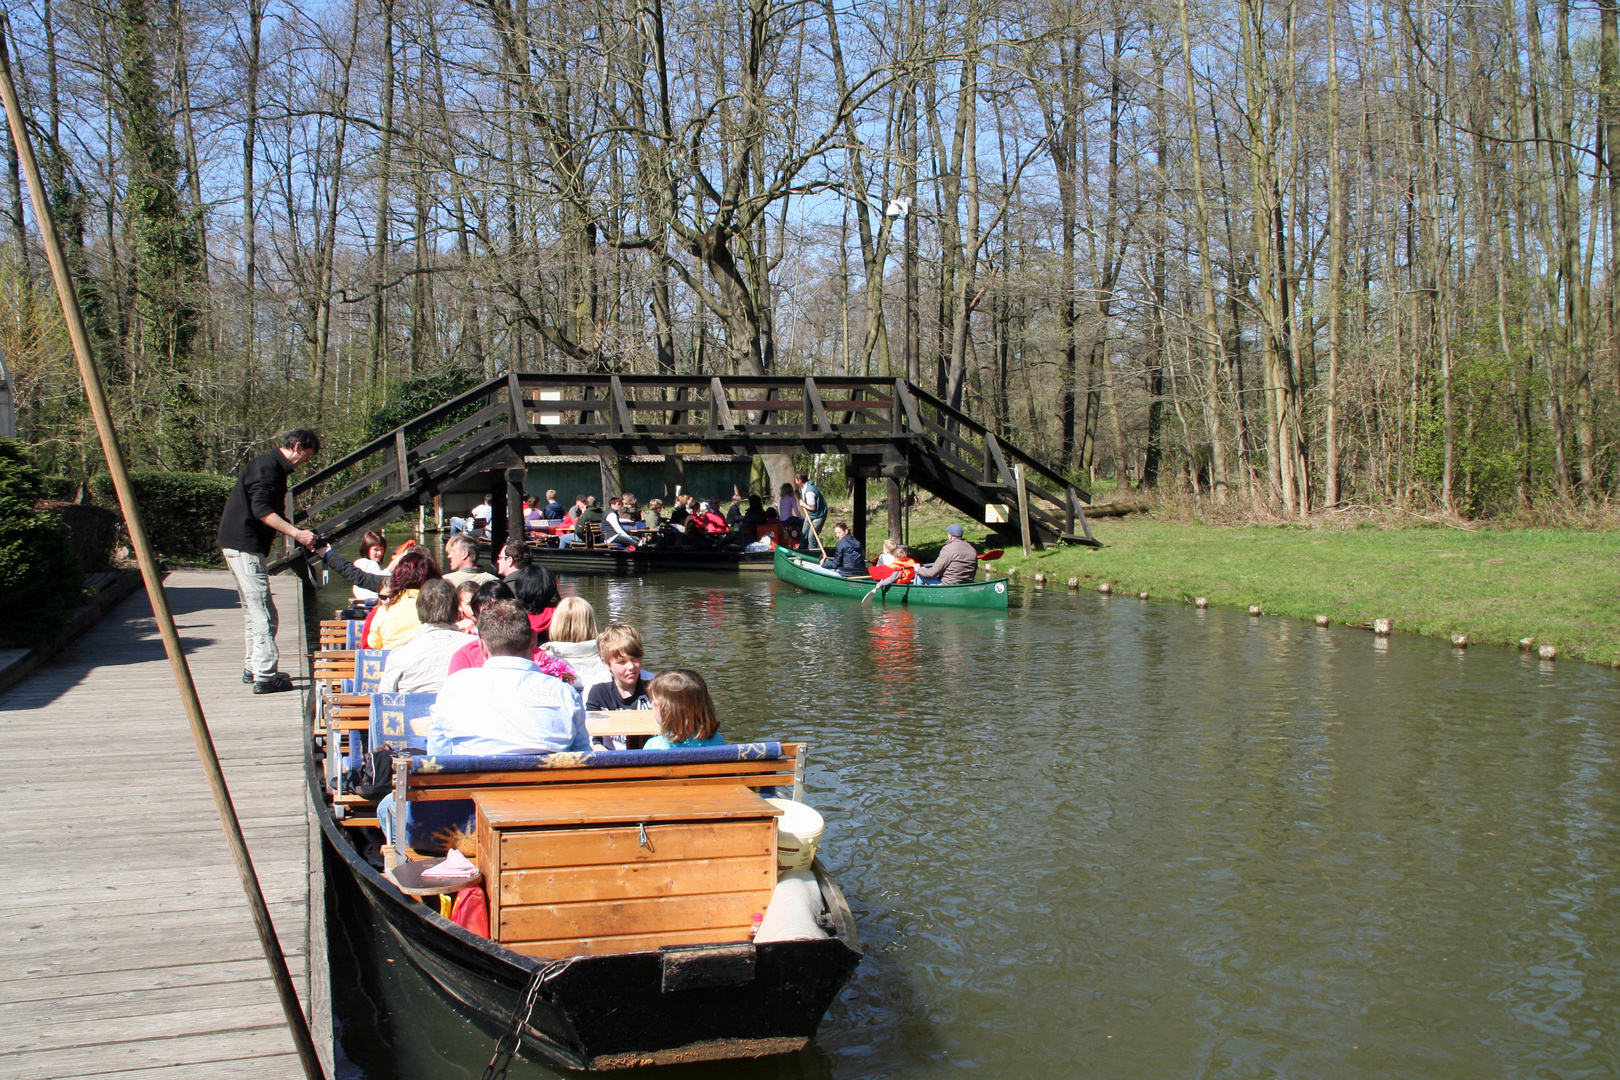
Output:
[506, 467, 526, 544]
[490, 484, 508, 554]
[886, 477, 903, 543]
[599, 452, 622, 505]
[851, 473, 867, 544]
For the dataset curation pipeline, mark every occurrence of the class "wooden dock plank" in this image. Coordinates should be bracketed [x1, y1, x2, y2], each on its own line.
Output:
[0, 958, 310, 1007]
[0, 570, 315, 1080]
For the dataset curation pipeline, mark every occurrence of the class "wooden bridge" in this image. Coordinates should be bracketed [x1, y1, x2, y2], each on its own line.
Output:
[281, 375, 1098, 559]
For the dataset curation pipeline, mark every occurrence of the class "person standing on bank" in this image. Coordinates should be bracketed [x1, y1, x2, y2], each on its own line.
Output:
[217, 429, 320, 694]
[796, 472, 827, 545]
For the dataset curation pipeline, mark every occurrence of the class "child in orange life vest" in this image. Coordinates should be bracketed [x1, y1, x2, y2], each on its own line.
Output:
[887, 545, 919, 585]
[870, 538, 900, 579]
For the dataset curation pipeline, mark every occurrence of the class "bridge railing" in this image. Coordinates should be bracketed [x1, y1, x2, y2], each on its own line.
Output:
[288, 377, 515, 538]
[511, 374, 899, 437]
[901, 383, 1094, 542]
[281, 371, 1093, 552]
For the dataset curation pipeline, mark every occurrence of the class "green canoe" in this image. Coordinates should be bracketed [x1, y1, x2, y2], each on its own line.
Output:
[773, 545, 1010, 609]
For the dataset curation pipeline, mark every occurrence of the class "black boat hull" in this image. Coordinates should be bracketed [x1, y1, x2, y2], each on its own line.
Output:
[309, 754, 862, 1069]
[476, 537, 777, 575]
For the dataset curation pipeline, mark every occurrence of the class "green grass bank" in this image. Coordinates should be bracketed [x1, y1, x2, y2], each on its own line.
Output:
[993, 517, 1620, 666]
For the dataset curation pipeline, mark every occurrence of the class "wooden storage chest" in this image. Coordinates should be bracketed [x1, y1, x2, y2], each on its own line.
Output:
[473, 784, 779, 957]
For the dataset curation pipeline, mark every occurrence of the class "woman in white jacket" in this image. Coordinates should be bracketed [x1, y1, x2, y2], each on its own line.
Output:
[540, 597, 610, 698]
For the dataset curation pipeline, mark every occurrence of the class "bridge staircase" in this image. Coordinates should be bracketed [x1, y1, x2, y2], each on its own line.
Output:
[276, 374, 1098, 568]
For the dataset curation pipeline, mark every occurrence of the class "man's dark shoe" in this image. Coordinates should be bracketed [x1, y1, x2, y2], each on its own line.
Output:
[253, 672, 294, 694]
[242, 669, 254, 684]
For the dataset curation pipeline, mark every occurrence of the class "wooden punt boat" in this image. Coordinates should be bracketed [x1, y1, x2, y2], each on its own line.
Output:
[474, 536, 776, 575]
[773, 545, 1010, 609]
[309, 706, 862, 1069]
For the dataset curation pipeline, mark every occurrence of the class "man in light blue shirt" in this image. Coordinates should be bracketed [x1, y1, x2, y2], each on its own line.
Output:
[378, 600, 588, 843]
[427, 599, 590, 755]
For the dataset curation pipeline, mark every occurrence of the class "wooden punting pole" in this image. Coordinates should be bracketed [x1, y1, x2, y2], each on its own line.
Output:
[0, 20, 326, 1080]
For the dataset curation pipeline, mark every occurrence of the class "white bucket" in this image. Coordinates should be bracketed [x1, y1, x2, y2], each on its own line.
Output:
[765, 798, 825, 871]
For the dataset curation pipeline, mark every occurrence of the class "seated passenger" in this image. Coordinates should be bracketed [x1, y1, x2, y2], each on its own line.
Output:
[540, 597, 609, 699]
[691, 500, 729, 535]
[667, 494, 691, 529]
[737, 494, 768, 531]
[447, 566, 561, 670]
[583, 623, 655, 711]
[494, 539, 532, 580]
[543, 489, 565, 520]
[559, 497, 602, 548]
[367, 551, 441, 648]
[821, 522, 865, 576]
[887, 545, 919, 584]
[778, 482, 802, 527]
[642, 498, 664, 530]
[915, 523, 978, 585]
[644, 669, 726, 750]
[427, 600, 590, 756]
[601, 496, 637, 549]
[453, 579, 480, 634]
[441, 533, 496, 588]
[376, 599, 589, 845]
[350, 530, 388, 602]
[377, 579, 475, 693]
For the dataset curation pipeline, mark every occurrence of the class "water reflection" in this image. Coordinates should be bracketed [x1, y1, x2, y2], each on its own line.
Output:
[317, 571, 1620, 1079]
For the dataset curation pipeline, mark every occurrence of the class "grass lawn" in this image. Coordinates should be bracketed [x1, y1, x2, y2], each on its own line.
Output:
[1000, 517, 1620, 666]
[820, 484, 1620, 666]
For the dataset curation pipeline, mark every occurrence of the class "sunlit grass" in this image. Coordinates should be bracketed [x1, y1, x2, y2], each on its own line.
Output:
[1001, 517, 1620, 666]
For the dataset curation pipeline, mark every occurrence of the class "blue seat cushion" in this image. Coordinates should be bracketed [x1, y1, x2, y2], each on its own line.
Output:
[400, 742, 784, 854]
[410, 742, 782, 774]
[370, 692, 437, 751]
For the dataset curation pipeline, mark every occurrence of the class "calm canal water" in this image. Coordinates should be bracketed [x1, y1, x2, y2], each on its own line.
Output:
[315, 567, 1620, 1079]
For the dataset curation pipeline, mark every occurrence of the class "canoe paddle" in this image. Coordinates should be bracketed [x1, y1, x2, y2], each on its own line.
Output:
[861, 574, 895, 604]
[978, 548, 1005, 561]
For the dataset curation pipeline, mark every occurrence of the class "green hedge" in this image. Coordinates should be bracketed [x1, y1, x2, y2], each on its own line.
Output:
[43, 502, 119, 574]
[0, 441, 84, 646]
[90, 471, 235, 560]
[39, 475, 77, 501]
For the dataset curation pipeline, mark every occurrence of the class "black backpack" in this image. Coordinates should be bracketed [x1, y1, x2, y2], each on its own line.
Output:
[348, 744, 423, 801]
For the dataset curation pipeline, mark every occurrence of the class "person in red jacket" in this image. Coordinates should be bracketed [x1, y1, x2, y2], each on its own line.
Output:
[691, 501, 730, 534]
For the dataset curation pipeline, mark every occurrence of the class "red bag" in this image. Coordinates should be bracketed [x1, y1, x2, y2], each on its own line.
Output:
[360, 603, 383, 648]
[450, 886, 489, 937]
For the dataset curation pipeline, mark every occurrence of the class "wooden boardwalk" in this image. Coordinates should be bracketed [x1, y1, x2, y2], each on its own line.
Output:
[0, 569, 326, 1080]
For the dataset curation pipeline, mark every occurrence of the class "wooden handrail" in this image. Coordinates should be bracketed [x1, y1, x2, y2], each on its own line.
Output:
[907, 383, 1091, 505]
[292, 377, 509, 496]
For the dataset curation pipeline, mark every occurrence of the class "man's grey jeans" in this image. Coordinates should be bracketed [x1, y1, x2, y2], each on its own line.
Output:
[222, 547, 279, 679]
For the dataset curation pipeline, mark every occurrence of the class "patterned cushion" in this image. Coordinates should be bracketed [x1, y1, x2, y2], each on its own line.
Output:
[400, 741, 784, 854]
[404, 800, 477, 855]
[369, 692, 437, 751]
[410, 742, 782, 774]
[351, 649, 389, 694]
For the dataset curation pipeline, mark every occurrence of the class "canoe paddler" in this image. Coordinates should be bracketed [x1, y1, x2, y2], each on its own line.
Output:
[915, 524, 977, 585]
[822, 522, 866, 577]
